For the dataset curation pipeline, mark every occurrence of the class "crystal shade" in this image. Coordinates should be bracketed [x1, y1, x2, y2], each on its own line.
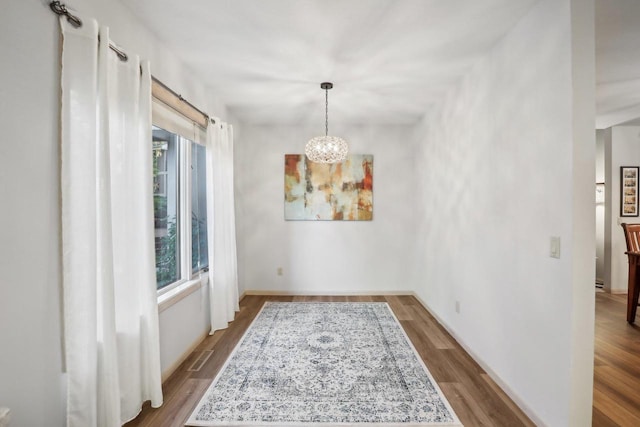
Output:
[305, 135, 349, 164]
[305, 82, 348, 164]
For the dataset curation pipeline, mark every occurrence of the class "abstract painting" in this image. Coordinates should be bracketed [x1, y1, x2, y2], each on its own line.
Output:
[284, 154, 373, 221]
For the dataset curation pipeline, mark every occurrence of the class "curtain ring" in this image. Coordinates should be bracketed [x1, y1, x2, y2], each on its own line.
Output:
[50, 1, 83, 28]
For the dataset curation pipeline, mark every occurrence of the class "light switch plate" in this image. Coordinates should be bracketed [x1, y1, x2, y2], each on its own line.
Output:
[550, 236, 561, 259]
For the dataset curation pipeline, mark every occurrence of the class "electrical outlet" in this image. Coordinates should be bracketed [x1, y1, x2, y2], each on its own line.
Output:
[455, 301, 460, 314]
[550, 236, 561, 259]
[277, 267, 283, 276]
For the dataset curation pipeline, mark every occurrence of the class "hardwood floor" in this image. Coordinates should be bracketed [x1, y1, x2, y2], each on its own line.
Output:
[592, 292, 640, 426]
[126, 294, 534, 427]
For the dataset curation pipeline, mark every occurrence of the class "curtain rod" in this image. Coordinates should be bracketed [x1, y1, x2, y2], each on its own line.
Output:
[48, 1, 215, 125]
[50, 1, 128, 62]
[151, 77, 213, 125]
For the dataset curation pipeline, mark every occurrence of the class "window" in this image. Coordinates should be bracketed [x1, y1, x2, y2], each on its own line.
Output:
[191, 142, 208, 273]
[152, 125, 208, 292]
[153, 128, 180, 289]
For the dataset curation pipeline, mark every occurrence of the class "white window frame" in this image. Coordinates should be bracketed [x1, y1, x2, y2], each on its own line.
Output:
[152, 100, 209, 311]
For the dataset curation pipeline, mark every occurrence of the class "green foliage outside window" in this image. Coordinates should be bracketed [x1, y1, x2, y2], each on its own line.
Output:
[155, 214, 178, 288]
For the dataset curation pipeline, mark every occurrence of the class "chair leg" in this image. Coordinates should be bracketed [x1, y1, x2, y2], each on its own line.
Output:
[628, 263, 640, 324]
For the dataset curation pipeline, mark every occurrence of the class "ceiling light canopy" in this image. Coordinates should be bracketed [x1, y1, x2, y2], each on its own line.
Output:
[305, 82, 348, 164]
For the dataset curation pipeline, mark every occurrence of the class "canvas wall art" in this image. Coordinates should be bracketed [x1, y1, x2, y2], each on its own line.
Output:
[284, 154, 373, 221]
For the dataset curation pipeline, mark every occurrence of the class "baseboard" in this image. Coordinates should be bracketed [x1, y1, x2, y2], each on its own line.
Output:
[610, 289, 627, 295]
[242, 290, 415, 296]
[161, 330, 209, 382]
[408, 292, 546, 427]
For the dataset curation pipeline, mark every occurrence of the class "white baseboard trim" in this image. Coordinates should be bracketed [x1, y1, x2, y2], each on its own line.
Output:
[241, 290, 415, 297]
[161, 330, 209, 382]
[409, 292, 546, 427]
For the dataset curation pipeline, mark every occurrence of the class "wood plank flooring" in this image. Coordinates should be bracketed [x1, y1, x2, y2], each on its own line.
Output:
[592, 292, 640, 426]
[126, 295, 534, 427]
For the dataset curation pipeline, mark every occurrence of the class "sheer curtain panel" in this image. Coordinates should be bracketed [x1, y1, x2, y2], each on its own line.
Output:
[206, 119, 240, 332]
[60, 16, 163, 427]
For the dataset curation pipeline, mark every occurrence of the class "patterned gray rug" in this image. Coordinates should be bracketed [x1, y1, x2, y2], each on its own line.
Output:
[187, 302, 462, 426]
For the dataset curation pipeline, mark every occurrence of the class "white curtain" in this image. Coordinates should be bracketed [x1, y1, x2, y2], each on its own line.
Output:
[206, 119, 240, 332]
[60, 16, 163, 427]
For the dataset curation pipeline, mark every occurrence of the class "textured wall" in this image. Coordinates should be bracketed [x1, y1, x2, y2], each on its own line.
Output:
[411, 0, 594, 425]
[234, 124, 419, 294]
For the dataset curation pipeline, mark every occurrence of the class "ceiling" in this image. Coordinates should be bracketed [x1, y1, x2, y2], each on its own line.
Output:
[596, 0, 640, 128]
[122, 0, 640, 128]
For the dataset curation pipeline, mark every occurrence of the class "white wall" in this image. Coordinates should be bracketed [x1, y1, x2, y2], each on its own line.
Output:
[158, 280, 211, 375]
[596, 131, 605, 283]
[604, 128, 613, 292]
[411, 0, 594, 425]
[0, 1, 227, 425]
[0, 3, 66, 426]
[604, 126, 640, 292]
[235, 124, 418, 294]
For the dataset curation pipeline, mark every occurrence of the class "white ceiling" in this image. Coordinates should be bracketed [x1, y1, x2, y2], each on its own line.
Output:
[596, 0, 640, 128]
[122, 0, 640, 128]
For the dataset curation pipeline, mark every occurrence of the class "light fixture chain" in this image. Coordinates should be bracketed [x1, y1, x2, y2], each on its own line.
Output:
[325, 88, 329, 136]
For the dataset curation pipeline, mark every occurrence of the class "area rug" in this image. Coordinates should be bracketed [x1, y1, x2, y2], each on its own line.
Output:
[187, 302, 462, 426]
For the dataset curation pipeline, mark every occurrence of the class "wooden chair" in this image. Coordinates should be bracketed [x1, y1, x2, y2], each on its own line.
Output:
[621, 223, 640, 323]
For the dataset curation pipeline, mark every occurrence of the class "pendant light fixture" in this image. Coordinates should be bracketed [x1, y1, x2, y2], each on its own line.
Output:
[305, 82, 348, 164]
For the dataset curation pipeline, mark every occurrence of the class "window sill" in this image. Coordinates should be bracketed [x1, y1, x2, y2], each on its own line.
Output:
[158, 274, 207, 313]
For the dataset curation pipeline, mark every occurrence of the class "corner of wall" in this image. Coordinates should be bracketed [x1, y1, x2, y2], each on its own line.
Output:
[568, 0, 596, 425]
[603, 128, 613, 291]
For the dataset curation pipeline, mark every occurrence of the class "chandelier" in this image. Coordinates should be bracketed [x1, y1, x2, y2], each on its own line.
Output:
[305, 82, 348, 164]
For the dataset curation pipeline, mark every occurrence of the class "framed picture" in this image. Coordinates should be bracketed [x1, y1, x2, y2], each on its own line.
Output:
[284, 154, 373, 221]
[620, 166, 639, 217]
